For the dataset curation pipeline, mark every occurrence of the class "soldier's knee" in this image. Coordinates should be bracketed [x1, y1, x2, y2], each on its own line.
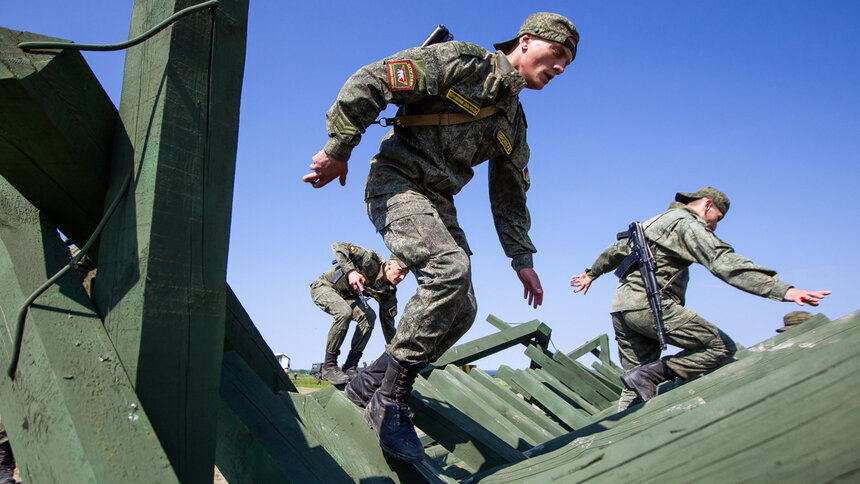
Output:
[443, 250, 471, 287]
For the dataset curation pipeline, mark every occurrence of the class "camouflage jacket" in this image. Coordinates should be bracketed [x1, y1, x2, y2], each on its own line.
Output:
[324, 41, 536, 271]
[586, 202, 793, 312]
[313, 242, 399, 325]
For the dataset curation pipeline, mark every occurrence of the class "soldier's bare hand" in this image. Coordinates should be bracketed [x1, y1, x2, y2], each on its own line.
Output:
[302, 150, 348, 188]
[570, 272, 592, 295]
[784, 288, 831, 307]
[347, 270, 366, 293]
[517, 268, 544, 308]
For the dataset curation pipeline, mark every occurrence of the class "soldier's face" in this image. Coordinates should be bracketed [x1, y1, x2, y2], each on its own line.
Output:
[384, 261, 409, 285]
[517, 35, 573, 90]
[703, 202, 724, 231]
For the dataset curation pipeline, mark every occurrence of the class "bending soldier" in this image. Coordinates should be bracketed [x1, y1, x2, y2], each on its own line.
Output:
[303, 13, 579, 461]
[571, 187, 830, 411]
[310, 242, 408, 385]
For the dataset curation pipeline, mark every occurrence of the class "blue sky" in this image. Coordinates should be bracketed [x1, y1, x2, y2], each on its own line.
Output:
[6, 1, 859, 370]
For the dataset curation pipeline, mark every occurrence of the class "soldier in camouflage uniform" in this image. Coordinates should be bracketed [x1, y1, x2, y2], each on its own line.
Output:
[302, 13, 579, 461]
[571, 187, 831, 410]
[311, 242, 408, 385]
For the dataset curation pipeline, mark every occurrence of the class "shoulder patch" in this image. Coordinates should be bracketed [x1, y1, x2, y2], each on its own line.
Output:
[348, 243, 358, 254]
[386, 60, 416, 90]
[522, 166, 530, 188]
[445, 89, 480, 116]
[389, 306, 397, 317]
[495, 130, 513, 155]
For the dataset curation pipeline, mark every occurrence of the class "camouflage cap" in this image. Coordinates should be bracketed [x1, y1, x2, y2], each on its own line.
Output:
[494, 12, 579, 61]
[776, 311, 813, 333]
[675, 187, 730, 215]
[389, 254, 408, 271]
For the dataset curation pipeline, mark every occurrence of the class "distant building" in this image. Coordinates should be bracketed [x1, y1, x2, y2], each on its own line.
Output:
[275, 353, 290, 372]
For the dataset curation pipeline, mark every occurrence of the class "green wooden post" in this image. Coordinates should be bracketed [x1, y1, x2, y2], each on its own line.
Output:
[427, 319, 551, 371]
[88, 1, 248, 481]
[0, 27, 114, 257]
[0, 177, 178, 482]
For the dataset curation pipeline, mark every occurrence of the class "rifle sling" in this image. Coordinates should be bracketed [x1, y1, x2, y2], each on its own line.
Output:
[385, 106, 501, 127]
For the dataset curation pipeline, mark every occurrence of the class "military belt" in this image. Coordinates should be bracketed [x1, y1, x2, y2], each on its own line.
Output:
[375, 106, 501, 127]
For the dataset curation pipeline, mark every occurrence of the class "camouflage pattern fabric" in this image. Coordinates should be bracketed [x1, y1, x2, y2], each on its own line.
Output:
[586, 202, 793, 409]
[310, 242, 398, 354]
[368, 191, 477, 363]
[323, 40, 541, 364]
[325, 41, 536, 272]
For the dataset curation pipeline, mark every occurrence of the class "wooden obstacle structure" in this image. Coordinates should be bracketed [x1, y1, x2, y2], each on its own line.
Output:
[2, 1, 859, 482]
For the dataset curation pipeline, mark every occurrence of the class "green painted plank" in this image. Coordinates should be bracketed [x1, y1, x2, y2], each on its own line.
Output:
[524, 346, 613, 410]
[424, 367, 534, 450]
[427, 320, 551, 371]
[282, 390, 431, 483]
[528, 369, 601, 416]
[507, 370, 589, 430]
[591, 361, 623, 382]
[0, 177, 177, 483]
[495, 365, 533, 402]
[0, 27, 114, 257]
[225, 283, 297, 394]
[88, 1, 249, 481]
[521, 310, 860, 459]
[217, 352, 351, 483]
[411, 378, 525, 473]
[484, 314, 512, 331]
[472, 311, 860, 483]
[444, 366, 558, 443]
[467, 368, 565, 439]
[550, 351, 620, 401]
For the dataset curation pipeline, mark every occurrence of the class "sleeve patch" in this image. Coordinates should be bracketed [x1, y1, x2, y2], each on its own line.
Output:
[389, 306, 397, 317]
[522, 166, 530, 188]
[348, 243, 358, 254]
[495, 130, 513, 155]
[386, 60, 416, 90]
[335, 115, 358, 136]
[445, 89, 480, 116]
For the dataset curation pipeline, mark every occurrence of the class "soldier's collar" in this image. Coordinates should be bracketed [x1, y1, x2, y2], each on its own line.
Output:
[495, 52, 526, 96]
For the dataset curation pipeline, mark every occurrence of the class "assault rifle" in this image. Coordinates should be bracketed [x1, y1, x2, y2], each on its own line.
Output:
[421, 24, 453, 47]
[330, 263, 370, 309]
[614, 222, 667, 350]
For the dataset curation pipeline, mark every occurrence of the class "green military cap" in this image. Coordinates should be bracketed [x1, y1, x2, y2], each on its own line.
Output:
[494, 12, 579, 61]
[675, 187, 730, 215]
[389, 253, 408, 270]
[776, 311, 813, 333]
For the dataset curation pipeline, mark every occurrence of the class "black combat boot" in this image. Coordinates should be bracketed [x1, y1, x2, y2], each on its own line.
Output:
[342, 350, 363, 380]
[364, 353, 426, 462]
[0, 440, 15, 484]
[620, 359, 675, 403]
[344, 352, 389, 408]
[320, 350, 350, 385]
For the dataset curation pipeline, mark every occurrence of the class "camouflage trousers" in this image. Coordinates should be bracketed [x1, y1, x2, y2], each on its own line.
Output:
[613, 302, 737, 411]
[310, 282, 393, 354]
[367, 191, 477, 364]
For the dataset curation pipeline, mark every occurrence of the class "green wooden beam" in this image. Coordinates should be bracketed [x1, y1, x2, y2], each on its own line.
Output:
[411, 378, 525, 472]
[0, 28, 114, 258]
[282, 389, 431, 483]
[505, 369, 588, 430]
[224, 283, 297, 394]
[484, 314, 512, 331]
[88, 1, 248, 481]
[468, 368, 565, 438]
[427, 319, 551, 371]
[443, 366, 558, 444]
[528, 368, 601, 416]
[424, 367, 535, 450]
[0, 177, 177, 483]
[216, 352, 351, 483]
[524, 345, 614, 410]
[550, 351, 621, 401]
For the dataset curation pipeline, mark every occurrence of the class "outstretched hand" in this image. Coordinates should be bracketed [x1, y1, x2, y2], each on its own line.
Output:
[784, 288, 831, 306]
[517, 268, 544, 308]
[570, 271, 592, 295]
[302, 149, 347, 188]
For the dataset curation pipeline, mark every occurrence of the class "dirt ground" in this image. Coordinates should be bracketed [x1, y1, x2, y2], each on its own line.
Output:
[214, 386, 322, 483]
